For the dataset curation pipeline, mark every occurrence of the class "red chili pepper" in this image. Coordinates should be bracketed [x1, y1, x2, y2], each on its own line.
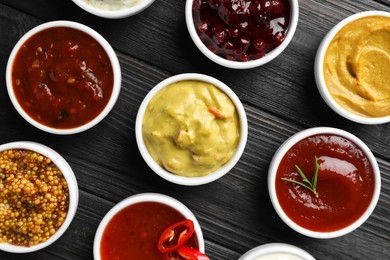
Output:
[158, 219, 195, 253]
[177, 246, 210, 260]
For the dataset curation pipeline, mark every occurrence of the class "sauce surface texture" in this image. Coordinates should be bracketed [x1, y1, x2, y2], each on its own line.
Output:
[324, 16, 390, 117]
[81, 0, 142, 11]
[192, 0, 291, 61]
[0, 149, 69, 246]
[276, 134, 375, 232]
[142, 80, 240, 177]
[100, 202, 198, 259]
[11, 27, 114, 129]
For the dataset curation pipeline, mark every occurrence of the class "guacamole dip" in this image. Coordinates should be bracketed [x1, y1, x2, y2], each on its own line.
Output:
[324, 16, 390, 117]
[142, 80, 240, 177]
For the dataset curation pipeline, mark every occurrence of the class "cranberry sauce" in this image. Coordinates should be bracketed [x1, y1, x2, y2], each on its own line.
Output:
[192, 0, 291, 62]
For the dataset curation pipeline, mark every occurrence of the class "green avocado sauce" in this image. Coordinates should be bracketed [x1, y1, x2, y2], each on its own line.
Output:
[142, 80, 240, 177]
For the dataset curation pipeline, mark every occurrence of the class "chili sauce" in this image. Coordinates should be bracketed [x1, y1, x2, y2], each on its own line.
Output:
[100, 202, 198, 259]
[276, 134, 375, 232]
[11, 27, 113, 129]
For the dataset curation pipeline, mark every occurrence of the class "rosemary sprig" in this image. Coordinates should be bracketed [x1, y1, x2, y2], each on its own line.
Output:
[281, 156, 319, 197]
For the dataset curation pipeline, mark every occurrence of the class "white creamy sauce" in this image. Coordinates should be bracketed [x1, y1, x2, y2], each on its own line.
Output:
[254, 253, 305, 260]
[82, 0, 143, 11]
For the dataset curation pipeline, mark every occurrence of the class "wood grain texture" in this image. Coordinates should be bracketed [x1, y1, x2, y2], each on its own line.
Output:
[0, 0, 389, 259]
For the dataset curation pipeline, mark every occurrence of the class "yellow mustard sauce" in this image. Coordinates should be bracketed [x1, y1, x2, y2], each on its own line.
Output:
[324, 16, 390, 117]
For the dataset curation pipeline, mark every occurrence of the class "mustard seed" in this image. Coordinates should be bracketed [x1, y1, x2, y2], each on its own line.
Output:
[0, 149, 69, 247]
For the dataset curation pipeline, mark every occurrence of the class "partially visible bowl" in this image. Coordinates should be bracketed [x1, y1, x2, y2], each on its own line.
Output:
[0, 141, 78, 253]
[6, 20, 121, 135]
[239, 243, 315, 260]
[72, 0, 156, 19]
[186, 0, 299, 69]
[314, 11, 390, 124]
[93, 193, 205, 259]
[135, 73, 248, 185]
[268, 127, 381, 239]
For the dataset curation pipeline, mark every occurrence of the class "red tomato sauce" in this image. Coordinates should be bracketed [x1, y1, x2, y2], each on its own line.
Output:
[276, 134, 375, 232]
[100, 202, 198, 260]
[11, 27, 113, 129]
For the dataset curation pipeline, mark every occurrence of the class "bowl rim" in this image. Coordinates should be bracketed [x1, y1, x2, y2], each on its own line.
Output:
[72, 0, 155, 19]
[5, 20, 122, 135]
[314, 10, 390, 125]
[93, 193, 205, 259]
[0, 141, 79, 253]
[71, 0, 156, 19]
[238, 243, 315, 260]
[267, 127, 381, 239]
[185, 0, 299, 69]
[135, 73, 248, 186]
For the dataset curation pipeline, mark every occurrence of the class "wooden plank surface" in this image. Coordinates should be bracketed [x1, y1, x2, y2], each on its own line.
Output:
[0, 0, 389, 259]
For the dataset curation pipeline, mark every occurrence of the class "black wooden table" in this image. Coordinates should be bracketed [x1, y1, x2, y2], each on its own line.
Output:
[0, 1, 389, 259]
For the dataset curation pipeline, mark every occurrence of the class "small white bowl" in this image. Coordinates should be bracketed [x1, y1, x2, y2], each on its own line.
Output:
[6, 20, 121, 135]
[314, 11, 390, 124]
[93, 193, 205, 259]
[268, 127, 381, 239]
[135, 73, 248, 185]
[72, 0, 156, 19]
[0, 141, 79, 253]
[239, 243, 315, 260]
[185, 0, 299, 69]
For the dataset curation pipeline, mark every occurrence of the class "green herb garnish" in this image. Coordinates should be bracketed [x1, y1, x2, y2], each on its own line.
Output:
[281, 156, 319, 197]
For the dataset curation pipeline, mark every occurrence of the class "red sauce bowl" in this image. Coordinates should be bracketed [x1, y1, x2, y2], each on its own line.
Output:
[93, 193, 205, 260]
[268, 127, 381, 238]
[6, 21, 121, 135]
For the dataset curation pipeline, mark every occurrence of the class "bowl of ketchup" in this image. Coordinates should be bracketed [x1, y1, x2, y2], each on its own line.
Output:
[268, 127, 381, 239]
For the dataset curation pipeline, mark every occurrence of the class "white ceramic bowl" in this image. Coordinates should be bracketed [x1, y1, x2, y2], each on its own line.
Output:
[239, 243, 315, 260]
[72, 0, 156, 19]
[135, 73, 248, 185]
[0, 141, 79, 253]
[185, 0, 299, 69]
[93, 193, 205, 259]
[314, 11, 390, 124]
[268, 127, 381, 239]
[6, 20, 121, 135]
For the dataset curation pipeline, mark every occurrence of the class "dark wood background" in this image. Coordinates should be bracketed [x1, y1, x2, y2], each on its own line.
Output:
[0, 0, 389, 259]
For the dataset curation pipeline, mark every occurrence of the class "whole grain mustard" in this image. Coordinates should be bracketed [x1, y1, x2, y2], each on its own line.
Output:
[0, 149, 69, 247]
